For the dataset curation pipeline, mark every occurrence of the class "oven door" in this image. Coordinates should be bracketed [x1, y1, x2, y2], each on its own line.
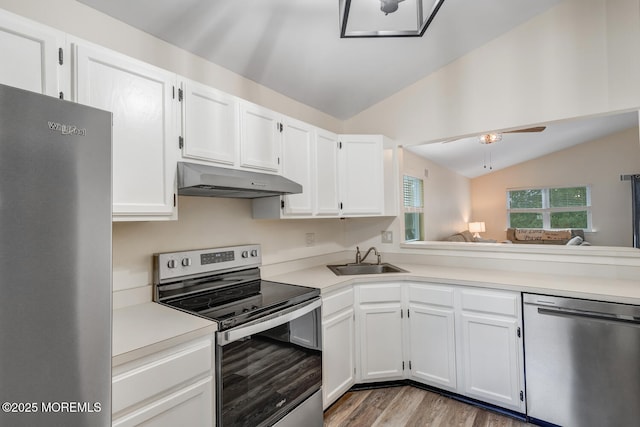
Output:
[216, 297, 322, 427]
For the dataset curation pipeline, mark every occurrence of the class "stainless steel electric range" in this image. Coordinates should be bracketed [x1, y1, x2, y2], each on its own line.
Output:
[153, 244, 322, 427]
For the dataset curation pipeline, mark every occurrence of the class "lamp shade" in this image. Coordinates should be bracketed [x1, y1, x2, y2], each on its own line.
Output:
[468, 222, 486, 234]
[469, 221, 485, 239]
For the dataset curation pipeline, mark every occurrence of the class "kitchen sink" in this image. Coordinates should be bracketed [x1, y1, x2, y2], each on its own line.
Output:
[327, 263, 407, 276]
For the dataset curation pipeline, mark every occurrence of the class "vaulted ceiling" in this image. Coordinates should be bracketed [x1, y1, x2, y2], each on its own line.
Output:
[77, 0, 562, 120]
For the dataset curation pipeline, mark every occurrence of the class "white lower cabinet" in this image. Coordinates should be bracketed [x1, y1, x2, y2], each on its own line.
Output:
[407, 283, 457, 391]
[355, 283, 405, 382]
[348, 282, 525, 413]
[458, 289, 525, 412]
[112, 378, 212, 427]
[321, 287, 355, 409]
[112, 336, 214, 427]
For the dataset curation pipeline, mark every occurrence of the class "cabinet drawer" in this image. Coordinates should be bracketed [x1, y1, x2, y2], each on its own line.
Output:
[113, 377, 213, 427]
[357, 284, 402, 303]
[408, 283, 454, 307]
[460, 289, 519, 317]
[112, 338, 212, 415]
[322, 287, 354, 317]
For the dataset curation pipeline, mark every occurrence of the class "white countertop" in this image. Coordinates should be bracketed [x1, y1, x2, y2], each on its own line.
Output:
[112, 302, 217, 366]
[265, 261, 640, 305]
[112, 258, 640, 366]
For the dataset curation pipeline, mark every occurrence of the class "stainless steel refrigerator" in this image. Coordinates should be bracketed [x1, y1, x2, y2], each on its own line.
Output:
[0, 84, 112, 426]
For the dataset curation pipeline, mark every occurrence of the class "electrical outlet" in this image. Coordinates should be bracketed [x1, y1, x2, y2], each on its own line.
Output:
[305, 233, 315, 247]
[381, 230, 393, 244]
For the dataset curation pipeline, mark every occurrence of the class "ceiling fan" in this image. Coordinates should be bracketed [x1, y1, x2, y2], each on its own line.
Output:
[442, 125, 546, 144]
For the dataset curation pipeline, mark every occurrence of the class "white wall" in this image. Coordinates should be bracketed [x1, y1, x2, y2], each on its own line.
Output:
[344, 0, 640, 145]
[470, 126, 640, 246]
[403, 149, 471, 240]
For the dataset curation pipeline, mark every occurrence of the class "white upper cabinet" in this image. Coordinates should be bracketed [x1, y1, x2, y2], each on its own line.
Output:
[74, 41, 178, 220]
[0, 9, 64, 98]
[239, 101, 281, 173]
[179, 78, 238, 167]
[281, 117, 314, 216]
[338, 135, 384, 216]
[315, 129, 340, 216]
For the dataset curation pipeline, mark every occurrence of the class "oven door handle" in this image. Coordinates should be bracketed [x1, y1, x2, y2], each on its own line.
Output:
[219, 297, 321, 345]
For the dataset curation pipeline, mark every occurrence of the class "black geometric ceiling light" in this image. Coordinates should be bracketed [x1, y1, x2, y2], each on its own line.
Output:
[339, 0, 445, 38]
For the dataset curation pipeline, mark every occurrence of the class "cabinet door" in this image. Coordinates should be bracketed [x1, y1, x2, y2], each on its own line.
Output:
[458, 288, 524, 413]
[239, 101, 281, 172]
[315, 129, 340, 216]
[357, 303, 404, 381]
[180, 78, 237, 167]
[112, 377, 213, 427]
[0, 10, 63, 97]
[281, 117, 313, 215]
[322, 308, 355, 408]
[338, 135, 384, 216]
[75, 43, 177, 219]
[408, 302, 457, 391]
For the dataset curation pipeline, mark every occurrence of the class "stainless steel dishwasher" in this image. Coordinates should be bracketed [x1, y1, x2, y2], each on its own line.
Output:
[523, 293, 640, 427]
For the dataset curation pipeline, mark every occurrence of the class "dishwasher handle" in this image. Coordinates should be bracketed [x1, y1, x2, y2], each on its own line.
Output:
[537, 306, 640, 326]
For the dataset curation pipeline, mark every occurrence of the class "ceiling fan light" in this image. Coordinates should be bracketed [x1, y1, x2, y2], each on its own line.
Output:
[478, 133, 502, 144]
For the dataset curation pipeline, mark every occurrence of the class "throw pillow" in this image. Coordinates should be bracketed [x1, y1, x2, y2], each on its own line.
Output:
[566, 236, 584, 246]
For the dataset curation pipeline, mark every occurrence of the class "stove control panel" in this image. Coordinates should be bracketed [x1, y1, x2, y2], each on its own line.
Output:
[153, 244, 261, 284]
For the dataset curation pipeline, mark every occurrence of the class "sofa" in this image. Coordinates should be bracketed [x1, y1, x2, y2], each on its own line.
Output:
[506, 228, 587, 245]
[444, 230, 496, 243]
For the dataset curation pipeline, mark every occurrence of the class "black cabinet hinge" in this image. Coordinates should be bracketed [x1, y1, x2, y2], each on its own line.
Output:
[517, 327, 521, 338]
[178, 88, 183, 102]
[172, 86, 175, 99]
[278, 122, 283, 132]
[402, 361, 405, 370]
[59, 92, 64, 100]
[338, 141, 343, 149]
[173, 194, 177, 207]
[409, 361, 412, 370]
[178, 136, 184, 149]
[281, 199, 285, 209]
[58, 47, 63, 65]
[520, 391, 524, 401]
[277, 157, 280, 165]
[401, 310, 403, 319]
[407, 309, 410, 318]
[339, 202, 343, 210]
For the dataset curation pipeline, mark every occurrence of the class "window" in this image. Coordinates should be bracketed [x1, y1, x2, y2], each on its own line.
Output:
[507, 186, 591, 230]
[403, 175, 424, 241]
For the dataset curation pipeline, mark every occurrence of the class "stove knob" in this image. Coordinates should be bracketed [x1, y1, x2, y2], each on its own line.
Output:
[250, 249, 258, 257]
[241, 250, 249, 258]
[181, 258, 192, 267]
[242, 308, 250, 313]
[167, 259, 177, 269]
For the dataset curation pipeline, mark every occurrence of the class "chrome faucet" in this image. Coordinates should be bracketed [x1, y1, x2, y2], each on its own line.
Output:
[356, 246, 381, 265]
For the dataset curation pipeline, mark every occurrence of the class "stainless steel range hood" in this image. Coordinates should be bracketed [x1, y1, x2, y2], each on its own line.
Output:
[177, 162, 302, 198]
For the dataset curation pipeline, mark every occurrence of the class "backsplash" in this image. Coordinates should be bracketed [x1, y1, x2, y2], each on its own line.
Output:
[112, 196, 348, 292]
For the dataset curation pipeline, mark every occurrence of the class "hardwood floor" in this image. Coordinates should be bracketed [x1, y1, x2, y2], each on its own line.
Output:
[323, 386, 531, 427]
